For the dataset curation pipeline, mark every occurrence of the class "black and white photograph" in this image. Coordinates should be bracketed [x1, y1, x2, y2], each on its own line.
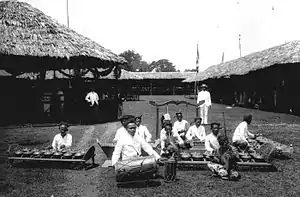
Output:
[0, 0, 299, 196]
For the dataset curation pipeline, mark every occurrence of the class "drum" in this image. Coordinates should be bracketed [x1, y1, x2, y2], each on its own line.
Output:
[164, 157, 177, 182]
[115, 156, 158, 183]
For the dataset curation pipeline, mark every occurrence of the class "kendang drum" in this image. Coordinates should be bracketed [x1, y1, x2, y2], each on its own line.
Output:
[115, 155, 158, 183]
[164, 157, 177, 182]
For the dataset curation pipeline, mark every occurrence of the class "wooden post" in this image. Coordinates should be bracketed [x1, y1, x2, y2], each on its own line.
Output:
[156, 106, 159, 139]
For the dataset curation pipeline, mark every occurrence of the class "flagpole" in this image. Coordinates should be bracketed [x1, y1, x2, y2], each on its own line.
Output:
[194, 43, 199, 99]
[66, 0, 70, 28]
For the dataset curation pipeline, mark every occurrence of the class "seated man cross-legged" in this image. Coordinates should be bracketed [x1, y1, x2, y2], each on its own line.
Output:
[52, 122, 72, 152]
[173, 112, 189, 141]
[232, 114, 259, 152]
[186, 117, 206, 142]
[111, 117, 161, 167]
[205, 123, 241, 181]
[160, 121, 184, 158]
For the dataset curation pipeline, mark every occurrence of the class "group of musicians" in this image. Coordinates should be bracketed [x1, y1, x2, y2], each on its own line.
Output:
[50, 111, 258, 181]
[109, 112, 259, 181]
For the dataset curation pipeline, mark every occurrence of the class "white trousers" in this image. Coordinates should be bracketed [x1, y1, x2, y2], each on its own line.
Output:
[200, 105, 209, 124]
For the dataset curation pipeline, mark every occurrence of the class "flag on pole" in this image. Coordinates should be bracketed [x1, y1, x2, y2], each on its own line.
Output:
[221, 52, 224, 63]
[196, 43, 199, 73]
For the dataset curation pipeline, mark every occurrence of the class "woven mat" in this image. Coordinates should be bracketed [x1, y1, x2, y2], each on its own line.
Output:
[101, 160, 112, 168]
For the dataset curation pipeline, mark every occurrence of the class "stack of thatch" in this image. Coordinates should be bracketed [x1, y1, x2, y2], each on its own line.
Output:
[184, 40, 300, 82]
[0, 0, 126, 74]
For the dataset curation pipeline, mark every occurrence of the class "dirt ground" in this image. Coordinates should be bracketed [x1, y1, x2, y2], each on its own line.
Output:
[1, 95, 300, 197]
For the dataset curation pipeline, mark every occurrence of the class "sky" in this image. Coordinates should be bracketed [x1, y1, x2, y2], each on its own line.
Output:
[19, 0, 300, 71]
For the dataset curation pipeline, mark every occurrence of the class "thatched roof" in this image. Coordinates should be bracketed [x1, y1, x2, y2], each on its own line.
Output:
[135, 72, 196, 80]
[0, 0, 126, 72]
[184, 40, 300, 82]
[16, 68, 143, 80]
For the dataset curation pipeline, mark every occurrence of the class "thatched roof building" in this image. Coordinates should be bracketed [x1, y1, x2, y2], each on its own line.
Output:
[184, 41, 300, 82]
[0, 0, 126, 74]
[136, 72, 196, 80]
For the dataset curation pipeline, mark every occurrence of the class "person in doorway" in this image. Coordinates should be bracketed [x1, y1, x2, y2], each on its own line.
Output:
[197, 84, 211, 124]
[135, 115, 152, 142]
[186, 117, 206, 142]
[173, 112, 189, 141]
[52, 122, 72, 151]
[85, 88, 99, 124]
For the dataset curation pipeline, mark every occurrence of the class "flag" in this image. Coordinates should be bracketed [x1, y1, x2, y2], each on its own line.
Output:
[196, 43, 199, 72]
[221, 52, 224, 63]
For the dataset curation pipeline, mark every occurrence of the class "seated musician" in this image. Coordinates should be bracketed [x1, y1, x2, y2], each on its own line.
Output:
[204, 123, 220, 155]
[160, 121, 184, 157]
[111, 117, 160, 167]
[232, 114, 258, 152]
[161, 113, 171, 129]
[173, 112, 189, 140]
[113, 115, 135, 143]
[205, 123, 240, 180]
[186, 117, 206, 142]
[135, 115, 152, 143]
[52, 122, 72, 151]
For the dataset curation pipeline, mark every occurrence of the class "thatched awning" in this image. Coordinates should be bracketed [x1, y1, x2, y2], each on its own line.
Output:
[184, 40, 300, 82]
[0, 1, 126, 72]
[0, 69, 12, 77]
[16, 68, 143, 80]
[83, 69, 143, 80]
[135, 72, 196, 80]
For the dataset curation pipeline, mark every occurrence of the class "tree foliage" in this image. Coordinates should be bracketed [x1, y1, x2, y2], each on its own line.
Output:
[149, 59, 177, 72]
[119, 50, 177, 72]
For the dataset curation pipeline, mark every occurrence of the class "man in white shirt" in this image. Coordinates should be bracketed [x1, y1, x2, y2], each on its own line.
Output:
[186, 117, 206, 142]
[111, 117, 160, 166]
[85, 89, 99, 106]
[205, 122, 221, 155]
[52, 122, 72, 151]
[135, 115, 152, 142]
[113, 115, 135, 143]
[173, 112, 189, 140]
[85, 88, 100, 124]
[197, 84, 211, 124]
[232, 115, 257, 151]
[160, 121, 184, 156]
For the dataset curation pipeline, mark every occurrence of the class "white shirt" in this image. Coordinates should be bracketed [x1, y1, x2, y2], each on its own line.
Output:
[197, 90, 211, 107]
[113, 126, 127, 143]
[186, 125, 206, 141]
[173, 120, 189, 136]
[52, 133, 72, 151]
[205, 133, 220, 153]
[160, 128, 184, 154]
[232, 121, 255, 143]
[136, 124, 152, 142]
[85, 91, 99, 106]
[111, 131, 160, 166]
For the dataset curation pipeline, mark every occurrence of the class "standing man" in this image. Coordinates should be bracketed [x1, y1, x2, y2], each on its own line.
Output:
[197, 84, 211, 124]
[85, 88, 99, 124]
